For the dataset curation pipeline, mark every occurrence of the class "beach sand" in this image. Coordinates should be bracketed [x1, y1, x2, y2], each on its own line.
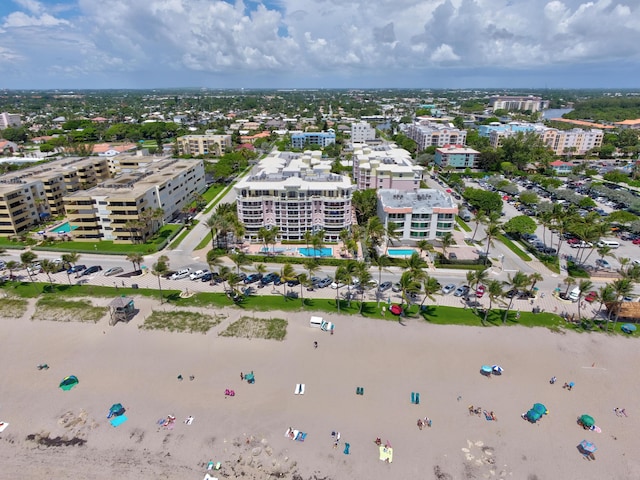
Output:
[1, 297, 639, 479]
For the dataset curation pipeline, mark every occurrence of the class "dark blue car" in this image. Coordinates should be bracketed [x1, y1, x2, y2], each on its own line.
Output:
[67, 265, 86, 275]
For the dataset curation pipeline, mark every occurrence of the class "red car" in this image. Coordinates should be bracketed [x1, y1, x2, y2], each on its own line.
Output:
[585, 291, 598, 303]
[476, 285, 486, 298]
[567, 238, 580, 245]
[633, 238, 640, 245]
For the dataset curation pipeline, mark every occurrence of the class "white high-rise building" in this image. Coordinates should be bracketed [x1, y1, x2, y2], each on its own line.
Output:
[351, 121, 376, 144]
[0, 112, 21, 130]
[404, 121, 466, 152]
[234, 150, 354, 243]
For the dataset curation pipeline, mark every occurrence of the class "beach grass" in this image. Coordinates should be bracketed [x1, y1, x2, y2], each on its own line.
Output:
[219, 315, 287, 340]
[0, 297, 29, 318]
[139, 310, 224, 334]
[33, 297, 107, 323]
[0, 281, 179, 300]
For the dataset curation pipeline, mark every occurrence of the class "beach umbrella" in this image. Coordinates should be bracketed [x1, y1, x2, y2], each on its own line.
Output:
[389, 304, 402, 315]
[532, 403, 547, 415]
[481, 365, 493, 375]
[579, 440, 597, 453]
[525, 409, 542, 422]
[59, 375, 79, 391]
[579, 415, 595, 428]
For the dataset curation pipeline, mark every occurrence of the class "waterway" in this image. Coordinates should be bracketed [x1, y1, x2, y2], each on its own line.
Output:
[542, 108, 573, 119]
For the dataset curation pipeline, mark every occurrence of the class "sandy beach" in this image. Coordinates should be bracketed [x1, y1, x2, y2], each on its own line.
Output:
[1, 296, 639, 480]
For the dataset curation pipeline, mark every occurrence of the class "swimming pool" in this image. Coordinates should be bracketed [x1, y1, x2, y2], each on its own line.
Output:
[298, 247, 333, 257]
[51, 222, 78, 234]
[388, 248, 417, 256]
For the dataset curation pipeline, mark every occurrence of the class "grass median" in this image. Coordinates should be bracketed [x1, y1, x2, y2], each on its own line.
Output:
[499, 234, 532, 261]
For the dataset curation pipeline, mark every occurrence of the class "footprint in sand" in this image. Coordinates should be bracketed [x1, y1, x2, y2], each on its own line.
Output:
[475, 441, 484, 447]
[466, 454, 475, 461]
[462, 448, 470, 453]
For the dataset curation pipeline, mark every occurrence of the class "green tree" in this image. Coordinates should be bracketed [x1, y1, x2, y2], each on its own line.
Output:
[463, 188, 503, 214]
[439, 232, 455, 259]
[20, 251, 38, 282]
[503, 215, 537, 237]
[126, 252, 144, 272]
[484, 280, 504, 326]
[502, 271, 530, 324]
[151, 255, 170, 304]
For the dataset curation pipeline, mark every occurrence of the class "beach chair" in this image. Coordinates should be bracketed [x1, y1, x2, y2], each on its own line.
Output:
[411, 392, 416, 404]
[343, 442, 350, 454]
[300, 384, 305, 395]
[415, 393, 420, 405]
[294, 384, 301, 395]
[295, 431, 307, 441]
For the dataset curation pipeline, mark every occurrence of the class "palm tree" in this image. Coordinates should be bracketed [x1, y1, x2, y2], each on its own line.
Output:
[366, 216, 385, 252]
[5, 260, 19, 280]
[397, 270, 421, 311]
[502, 271, 530, 324]
[229, 252, 251, 275]
[484, 279, 505, 326]
[467, 268, 489, 313]
[304, 231, 314, 254]
[126, 252, 144, 272]
[610, 278, 633, 332]
[470, 209, 488, 242]
[384, 222, 401, 254]
[576, 279, 593, 322]
[563, 276, 577, 298]
[40, 259, 57, 289]
[61, 252, 81, 284]
[419, 275, 441, 310]
[254, 262, 268, 276]
[483, 221, 502, 264]
[439, 232, 455, 260]
[297, 272, 309, 306]
[352, 261, 372, 313]
[402, 252, 427, 281]
[151, 255, 170, 304]
[339, 229, 350, 256]
[333, 265, 350, 313]
[218, 265, 232, 291]
[20, 251, 38, 282]
[595, 245, 613, 269]
[268, 226, 280, 254]
[415, 239, 434, 259]
[257, 227, 270, 254]
[311, 229, 325, 258]
[592, 284, 615, 321]
[528, 272, 543, 293]
[303, 258, 319, 288]
[280, 263, 296, 296]
[206, 253, 224, 279]
[370, 253, 391, 306]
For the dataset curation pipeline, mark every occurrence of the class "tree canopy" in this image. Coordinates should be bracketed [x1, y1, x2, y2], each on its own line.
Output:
[503, 215, 537, 236]
[462, 187, 503, 214]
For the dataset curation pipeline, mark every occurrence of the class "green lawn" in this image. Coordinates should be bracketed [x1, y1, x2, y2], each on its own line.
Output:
[499, 235, 532, 261]
[202, 184, 225, 203]
[194, 232, 212, 251]
[456, 217, 472, 232]
[33, 224, 181, 255]
[0, 237, 28, 249]
[168, 221, 198, 250]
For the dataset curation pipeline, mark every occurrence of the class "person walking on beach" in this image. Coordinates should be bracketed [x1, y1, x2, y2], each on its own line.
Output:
[240, 372, 244, 381]
[417, 418, 423, 430]
[314, 341, 318, 349]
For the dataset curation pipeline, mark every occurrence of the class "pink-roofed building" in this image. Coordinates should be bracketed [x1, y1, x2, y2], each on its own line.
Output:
[550, 160, 574, 175]
[0, 140, 18, 154]
[92, 143, 137, 157]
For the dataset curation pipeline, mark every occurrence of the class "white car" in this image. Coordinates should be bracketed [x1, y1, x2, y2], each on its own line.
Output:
[189, 269, 209, 280]
[170, 268, 191, 280]
[330, 281, 346, 289]
[441, 283, 457, 295]
[103, 266, 124, 277]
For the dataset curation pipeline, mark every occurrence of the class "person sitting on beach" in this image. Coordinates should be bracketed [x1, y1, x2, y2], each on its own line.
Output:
[490, 411, 497, 421]
[563, 382, 569, 389]
[550, 376, 556, 384]
[425, 417, 432, 427]
[468, 405, 474, 415]
[375, 437, 382, 446]
[417, 419, 423, 430]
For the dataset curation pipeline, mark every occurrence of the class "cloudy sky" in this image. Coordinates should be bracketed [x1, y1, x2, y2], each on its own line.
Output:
[0, 0, 638, 89]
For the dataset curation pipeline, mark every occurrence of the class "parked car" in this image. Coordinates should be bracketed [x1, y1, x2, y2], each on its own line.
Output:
[170, 268, 191, 280]
[260, 272, 280, 285]
[189, 269, 209, 280]
[287, 278, 300, 287]
[331, 280, 346, 290]
[67, 264, 86, 275]
[572, 241, 593, 248]
[82, 265, 103, 276]
[236, 272, 247, 282]
[505, 289, 518, 299]
[441, 283, 457, 295]
[244, 273, 263, 284]
[201, 272, 213, 282]
[273, 276, 284, 286]
[449, 252, 458, 260]
[103, 266, 124, 277]
[476, 285, 486, 298]
[310, 276, 322, 287]
[585, 291, 598, 303]
[391, 282, 402, 293]
[453, 285, 470, 297]
[316, 277, 332, 288]
[378, 281, 393, 292]
[27, 263, 43, 275]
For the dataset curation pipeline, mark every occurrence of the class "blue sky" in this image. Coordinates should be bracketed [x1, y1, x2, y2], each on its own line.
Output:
[0, 0, 639, 90]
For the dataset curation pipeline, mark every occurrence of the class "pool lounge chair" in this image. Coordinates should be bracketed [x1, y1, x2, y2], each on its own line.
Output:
[300, 384, 305, 395]
[294, 384, 301, 395]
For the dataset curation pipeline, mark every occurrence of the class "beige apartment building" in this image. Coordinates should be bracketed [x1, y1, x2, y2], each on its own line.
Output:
[177, 134, 232, 156]
[64, 159, 205, 242]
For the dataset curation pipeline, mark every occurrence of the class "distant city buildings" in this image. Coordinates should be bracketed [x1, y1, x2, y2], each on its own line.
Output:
[0, 112, 21, 130]
[176, 134, 232, 156]
[377, 189, 458, 242]
[403, 120, 467, 152]
[434, 145, 480, 169]
[488, 96, 549, 113]
[234, 150, 353, 243]
[352, 144, 423, 191]
[290, 129, 336, 149]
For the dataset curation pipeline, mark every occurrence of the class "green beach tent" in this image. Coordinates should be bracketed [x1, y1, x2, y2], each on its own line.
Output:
[59, 375, 79, 391]
[532, 403, 547, 415]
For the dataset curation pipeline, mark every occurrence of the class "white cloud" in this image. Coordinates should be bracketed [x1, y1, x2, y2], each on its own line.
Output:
[0, 0, 639, 87]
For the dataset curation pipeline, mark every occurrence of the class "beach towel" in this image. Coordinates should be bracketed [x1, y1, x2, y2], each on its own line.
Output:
[110, 415, 128, 427]
[379, 446, 393, 463]
[184, 416, 194, 425]
[483, 410, 492, 421]
[295, 384, 301, 395]
[0, 422, 9, 433]
[203, 475, 218, 480]
[285, 428, 297, 440]
[343, 442, 350, 455]
[295, 431, 307, 442]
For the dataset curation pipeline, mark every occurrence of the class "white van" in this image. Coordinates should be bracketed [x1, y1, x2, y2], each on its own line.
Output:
[568, 287, 581, 302]
[309, 316, 324, 328]
[597, 240, 619, 249]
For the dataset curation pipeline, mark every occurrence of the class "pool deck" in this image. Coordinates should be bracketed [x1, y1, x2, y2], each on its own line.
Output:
[244, 242, 361, 260]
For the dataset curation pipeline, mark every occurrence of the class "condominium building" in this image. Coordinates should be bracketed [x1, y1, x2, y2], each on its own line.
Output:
[352, 144, 423, 191]
[351, 121, 376, 143]
[0, 112, 21, 130]
[488, 96, 549, 113]
[403, 121, 466, 152]
[487, 124, 603, 155]
[478, 122, 539, 138]
[291, 130, 336, 149]
[176, 134, 232, 156]
[64, 159, 205, 242]
[434, 145, 480, 169]
[234, 150, 353, 243]
[0, 181, 48, 236]
[377, 189, 458, 242]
